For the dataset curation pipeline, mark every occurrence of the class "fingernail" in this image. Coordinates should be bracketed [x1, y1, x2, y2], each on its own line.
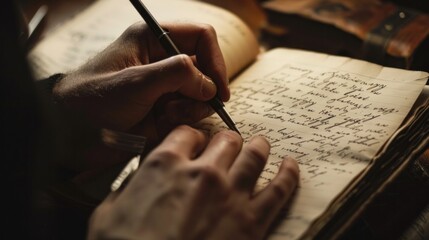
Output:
[200, 72, 216, 99]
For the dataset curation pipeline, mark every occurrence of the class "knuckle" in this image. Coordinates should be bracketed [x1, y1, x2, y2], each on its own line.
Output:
[145, 150, 181, 167]
[196, 164, 218, 179]
[168, 55, 196, 84]
[216, 130, 243, 148]
[174, 125, 206, 141]
[191, 164, 225, 188]
[245, 145, 268, 167]
[175, 54, 194, 72]
[175, 124, 200, 135]
[270, 182, 289, 201]
[198, 23, 217, 37]
[179, 164, 229, 201]
[122, 22, 146, 41]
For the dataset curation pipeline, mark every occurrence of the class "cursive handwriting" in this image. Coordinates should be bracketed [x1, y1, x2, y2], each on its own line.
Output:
[195, 54, 425, 239]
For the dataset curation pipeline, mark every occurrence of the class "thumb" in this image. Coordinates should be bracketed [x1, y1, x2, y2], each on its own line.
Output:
[128, 54, 217, 103]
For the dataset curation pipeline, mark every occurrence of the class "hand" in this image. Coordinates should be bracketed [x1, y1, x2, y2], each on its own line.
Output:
[87, 126, 299, 240]
[53, 22, 229, 144]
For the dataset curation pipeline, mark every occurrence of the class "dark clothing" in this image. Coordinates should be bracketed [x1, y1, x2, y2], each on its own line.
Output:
[2, 1, 95, 238]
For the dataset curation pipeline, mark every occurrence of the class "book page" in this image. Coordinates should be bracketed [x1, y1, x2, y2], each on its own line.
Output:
[196, 48, 428, 239]
[27, 0, 259, 80]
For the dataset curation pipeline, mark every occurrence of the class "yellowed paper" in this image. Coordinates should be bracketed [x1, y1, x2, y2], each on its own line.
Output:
[197, 48, 428, 239]
[27, 0, 429, 238]
[28, 0, 259, 80]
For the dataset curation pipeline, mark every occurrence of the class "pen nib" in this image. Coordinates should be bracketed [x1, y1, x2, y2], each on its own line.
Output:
[214, 106, 241, 135]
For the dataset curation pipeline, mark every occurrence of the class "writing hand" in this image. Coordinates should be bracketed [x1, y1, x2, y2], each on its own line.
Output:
[88, 125, 299, 240]
[53, 22, 229, 145]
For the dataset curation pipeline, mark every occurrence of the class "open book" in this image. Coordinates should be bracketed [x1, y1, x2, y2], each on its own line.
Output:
[27, 0, 429, 239]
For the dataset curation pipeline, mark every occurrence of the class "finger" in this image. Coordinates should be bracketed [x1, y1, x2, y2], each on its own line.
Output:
[164, 98, 214, 124]
[120, 54, 217, 103]
[162, 22, 229, 101]
[228, 136, 270, 193]
[178, 164, 229, 235]
[151, 125, 208, 160]
[138, 99, 214, 143]
[184, 164, 228, 203]
[197, 130, 242, 170]
[119, 22, 228, 100]
[251, 157, 299, 227]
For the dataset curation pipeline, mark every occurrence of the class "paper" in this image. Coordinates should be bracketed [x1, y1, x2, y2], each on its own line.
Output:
[197, 48, 428, 239]
[27, 0, 429, 238]
[28, 0, 259, 80]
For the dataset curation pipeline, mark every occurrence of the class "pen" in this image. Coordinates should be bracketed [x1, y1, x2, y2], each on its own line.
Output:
[129, 0, 241, 134]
